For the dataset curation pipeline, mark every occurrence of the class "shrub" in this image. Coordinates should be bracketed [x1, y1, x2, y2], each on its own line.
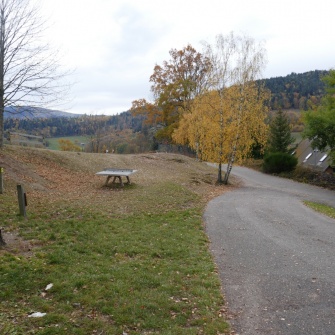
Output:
[263, 152, 298, 174]
[58, 139, 81, 152]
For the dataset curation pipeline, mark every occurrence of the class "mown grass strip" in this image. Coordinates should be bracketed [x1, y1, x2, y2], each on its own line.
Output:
[304, 201, 335, 219]
[0, 190, 228, 334]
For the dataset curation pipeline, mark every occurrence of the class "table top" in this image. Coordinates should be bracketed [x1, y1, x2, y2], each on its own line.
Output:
[96, 169, 138, 176]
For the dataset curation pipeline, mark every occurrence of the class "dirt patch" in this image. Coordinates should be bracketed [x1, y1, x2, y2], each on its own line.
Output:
[0, 230, 33, 257]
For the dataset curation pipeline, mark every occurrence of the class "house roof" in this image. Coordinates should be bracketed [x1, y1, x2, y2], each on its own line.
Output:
[295, 139, 332, 172]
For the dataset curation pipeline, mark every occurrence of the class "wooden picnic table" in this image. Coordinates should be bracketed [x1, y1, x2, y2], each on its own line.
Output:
[96, 169, 137, 187]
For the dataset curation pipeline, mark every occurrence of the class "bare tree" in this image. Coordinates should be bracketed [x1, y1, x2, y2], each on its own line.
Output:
[0, 0, 70, 148]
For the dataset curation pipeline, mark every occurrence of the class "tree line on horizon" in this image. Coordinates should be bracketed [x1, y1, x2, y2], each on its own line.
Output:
[4, 68, 328, 135]
[3, 69, 330, 160]
[261, 70, 328, 110]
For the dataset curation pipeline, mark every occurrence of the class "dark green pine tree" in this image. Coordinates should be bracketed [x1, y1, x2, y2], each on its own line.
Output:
[267, 109, 294, 153]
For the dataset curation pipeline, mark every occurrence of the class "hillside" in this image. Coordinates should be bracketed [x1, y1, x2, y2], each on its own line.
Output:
[3, 70, 329, 155]
[0, 146, 227, 207]
[0, 146, 231, 334]
[261, 70, 328, 110]
[4, 106, 81, 119]
[4, 70, 329, 132]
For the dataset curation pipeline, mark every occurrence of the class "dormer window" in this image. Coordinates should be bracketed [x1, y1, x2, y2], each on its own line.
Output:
[303, 152, 312, 162]
[319, 154, 328, 162]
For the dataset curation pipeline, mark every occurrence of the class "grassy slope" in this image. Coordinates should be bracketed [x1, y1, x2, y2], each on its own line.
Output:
[0, 146, 231, 335]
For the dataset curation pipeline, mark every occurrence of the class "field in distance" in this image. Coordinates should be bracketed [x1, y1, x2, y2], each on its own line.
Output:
[46, 136, 90, 150]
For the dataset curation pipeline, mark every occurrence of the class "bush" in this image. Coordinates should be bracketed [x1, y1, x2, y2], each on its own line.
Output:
[263, 152, 298, 174]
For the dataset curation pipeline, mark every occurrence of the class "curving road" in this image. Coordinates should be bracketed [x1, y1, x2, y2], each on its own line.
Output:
[204, 166, 335, 335]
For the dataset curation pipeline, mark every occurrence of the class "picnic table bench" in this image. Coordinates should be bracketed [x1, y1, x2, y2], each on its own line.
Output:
[96, 169, 137, 187]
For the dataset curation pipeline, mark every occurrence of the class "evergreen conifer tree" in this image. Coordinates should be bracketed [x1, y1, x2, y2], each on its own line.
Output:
[267, 108, 294, 153]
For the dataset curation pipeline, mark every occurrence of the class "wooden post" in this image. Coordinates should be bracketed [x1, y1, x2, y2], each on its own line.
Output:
[0, 167, 3, 194]
[0, 229, 6, 246]
[17, 184, 27, 217]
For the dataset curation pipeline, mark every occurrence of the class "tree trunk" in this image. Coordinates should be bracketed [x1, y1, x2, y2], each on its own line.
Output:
[0, 6, 4, 149]
[223, 163, 231, 185]
[223, 150, 235, 184]
[217, 162, 223, 184]
[0, 107, 3, 148]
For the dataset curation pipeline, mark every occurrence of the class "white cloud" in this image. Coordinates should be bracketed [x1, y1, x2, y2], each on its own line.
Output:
[35, 0, 335, 115]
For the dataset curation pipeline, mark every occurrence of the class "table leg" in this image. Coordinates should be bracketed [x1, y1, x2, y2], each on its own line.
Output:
[117, 176, 124, 187]
[105, 175, 112, 185]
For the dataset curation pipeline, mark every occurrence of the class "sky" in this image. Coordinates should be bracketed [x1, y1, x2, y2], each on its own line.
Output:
[37, 0, 335, 115]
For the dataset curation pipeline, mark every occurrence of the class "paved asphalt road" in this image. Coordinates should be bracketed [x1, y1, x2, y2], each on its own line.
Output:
[204, 166, 335, 335]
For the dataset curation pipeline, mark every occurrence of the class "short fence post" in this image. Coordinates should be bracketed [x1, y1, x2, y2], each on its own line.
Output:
[0, 167, 3, 194]
[17, 184, 27, 218]
[0, 229, 6, 246]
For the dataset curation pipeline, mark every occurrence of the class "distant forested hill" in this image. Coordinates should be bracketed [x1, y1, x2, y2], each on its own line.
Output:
[4, 106, 81, 119]
[261, 70, 328, 110]
[4, 112, 146, 138]
[4, 70, 330, 139]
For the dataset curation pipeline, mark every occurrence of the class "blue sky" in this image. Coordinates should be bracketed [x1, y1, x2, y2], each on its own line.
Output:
[39, 0, 335, 115]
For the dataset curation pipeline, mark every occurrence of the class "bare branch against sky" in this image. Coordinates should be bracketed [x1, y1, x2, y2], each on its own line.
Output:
[0, 0, 71, 147]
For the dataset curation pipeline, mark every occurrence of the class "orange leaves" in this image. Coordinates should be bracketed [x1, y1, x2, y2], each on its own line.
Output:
[150, 44, 210, 113]
[131, 44, 211, 142]
[130, 99, 163, 126]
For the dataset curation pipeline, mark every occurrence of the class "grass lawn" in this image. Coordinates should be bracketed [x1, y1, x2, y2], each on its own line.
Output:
[46, 136, 89, 150]
[0, 146, 230, 335]
[304, 201, 335, 219]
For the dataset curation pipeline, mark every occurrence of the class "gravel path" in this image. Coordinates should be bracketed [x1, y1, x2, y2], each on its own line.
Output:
[204, 166, 335, 335]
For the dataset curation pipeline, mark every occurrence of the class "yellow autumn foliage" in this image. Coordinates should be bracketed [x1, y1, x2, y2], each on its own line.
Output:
[173, 81, 270, 164]
[58, 139, 81, 152]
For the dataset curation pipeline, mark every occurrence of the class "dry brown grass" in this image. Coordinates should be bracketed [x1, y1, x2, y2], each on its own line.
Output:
[1, 145, 233, 218]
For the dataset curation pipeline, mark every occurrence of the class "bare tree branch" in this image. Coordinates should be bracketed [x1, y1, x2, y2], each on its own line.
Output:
[0, 0, 72, 147]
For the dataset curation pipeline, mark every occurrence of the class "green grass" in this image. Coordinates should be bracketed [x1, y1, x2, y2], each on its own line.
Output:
[0, 206, 227, 334]
[46, 136, 89, 150]
[304, 201, 335, 219]
[0, 149, 229, 334]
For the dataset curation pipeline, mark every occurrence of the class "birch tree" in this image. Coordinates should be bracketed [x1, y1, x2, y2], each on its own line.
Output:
[221, 33, 268, 183]
[202, 33, 237, 183]
[0, 0, 70, 148]
[174, 33, 269, 184]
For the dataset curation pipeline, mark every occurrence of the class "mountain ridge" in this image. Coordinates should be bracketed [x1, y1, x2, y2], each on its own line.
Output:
[4, 69, 330, 120]
[4, 106, 82, 119]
